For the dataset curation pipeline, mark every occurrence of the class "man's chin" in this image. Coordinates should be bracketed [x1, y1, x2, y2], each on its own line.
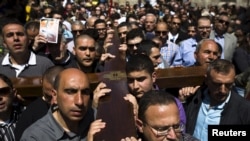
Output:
[82, 62, 93, 67]
[135, 93, 144, 99]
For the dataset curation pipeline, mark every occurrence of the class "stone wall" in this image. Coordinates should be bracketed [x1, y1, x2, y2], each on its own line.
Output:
[190, 0, 249, 8]
[112, 0, 249, 8]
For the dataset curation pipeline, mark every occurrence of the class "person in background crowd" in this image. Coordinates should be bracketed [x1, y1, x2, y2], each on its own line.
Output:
[144, 13, 157, 40]
[137, 39, 162, 69]
[210, 12, 237, 62]
[0, 73, 24, 141]
[167, 15, 189, 44]
[67, 20, 85, 53]
[232, 26, 250, 75]
[172, 16, 212, 67]
[154, 21, 179, 68]
[14, 66, 64, 141]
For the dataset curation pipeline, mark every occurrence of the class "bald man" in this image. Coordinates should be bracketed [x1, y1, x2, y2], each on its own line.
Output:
[86, 16, 98, 29]
[20, 68, 94, 141]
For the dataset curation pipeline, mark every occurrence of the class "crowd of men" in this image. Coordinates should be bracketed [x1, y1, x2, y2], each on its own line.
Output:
[1, 0, 250, 141]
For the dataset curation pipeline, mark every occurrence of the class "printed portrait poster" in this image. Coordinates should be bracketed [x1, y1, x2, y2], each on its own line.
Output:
[40, 18, 60, 43]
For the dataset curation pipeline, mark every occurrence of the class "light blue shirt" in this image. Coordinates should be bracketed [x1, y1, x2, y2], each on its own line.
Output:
[158, 41, 179, 68]
[214, 34, 224, 59]
[193, 89, 231, 141]
[172, 38, 197, 67]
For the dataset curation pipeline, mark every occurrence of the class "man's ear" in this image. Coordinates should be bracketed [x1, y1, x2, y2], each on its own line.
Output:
[73, 46, 76, 55]
[2, 40, 7, 48]
[51, 89, 57, 104]
[136, 118, 144, 133]
[12, 88, 17, 97]
[152, 71, 157, 83]
[194, 51, 198, 61]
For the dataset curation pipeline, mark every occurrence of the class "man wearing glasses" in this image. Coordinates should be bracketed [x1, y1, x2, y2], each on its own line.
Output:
[210, 12, 237, 62]
[67, 20, 85, 53]
[154, 21, 179, 68]
[0, 74, 24, 141]
[172, 16, 212, 67]
[167, 16, 189, 44]
[136, 90, 199, 141]
[125, 28, 144, 58]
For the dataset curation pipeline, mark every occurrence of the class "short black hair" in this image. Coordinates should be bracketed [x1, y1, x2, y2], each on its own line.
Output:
[138, 90, 177, 122]
[94, 19, 106, 27]
[126, 28, 144, 42]
[137, 39, 159, 56]
[0, 73, 14, 89]
[126, 54, 154, 76]
[0, 18, 23, 35]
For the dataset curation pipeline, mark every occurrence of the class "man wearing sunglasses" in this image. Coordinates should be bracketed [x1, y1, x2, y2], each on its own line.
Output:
[154, 21, 179, 68]
[210, 12, 237, 62]
[67, 20, 85, 53]
[0, 73, 24, 141]
[172, 16, 212, 67]
[125, 28, 144, 59]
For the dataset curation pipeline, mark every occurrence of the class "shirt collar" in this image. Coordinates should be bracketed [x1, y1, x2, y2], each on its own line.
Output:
[2, 51, 36, 66]
[215, 32, 224, 38]
[204, 89, 231, 109]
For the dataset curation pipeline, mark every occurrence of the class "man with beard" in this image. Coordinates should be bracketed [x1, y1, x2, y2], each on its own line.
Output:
[94, 19, 107, 50]
[154, 21, 179, 68]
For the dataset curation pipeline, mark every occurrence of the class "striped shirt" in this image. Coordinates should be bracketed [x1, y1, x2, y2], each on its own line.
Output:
[0, 104, 23, 141]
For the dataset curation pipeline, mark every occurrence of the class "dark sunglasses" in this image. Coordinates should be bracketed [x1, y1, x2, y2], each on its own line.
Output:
[107, 23, 112, 27]
[188, 30, 196, 33]
[172, 22, 181, 25]
[79, 46, 96, 52]
[118, 31, 127, 36]
[72, 30, 84, 34]
[127, 43, 141, 48]
[218, 19, 229, 26]
[155, 31, 168, 35]
[0, 87, 12, 95]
